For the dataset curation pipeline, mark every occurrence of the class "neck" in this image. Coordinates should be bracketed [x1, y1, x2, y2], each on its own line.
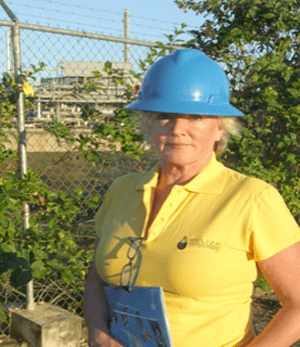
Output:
[157, 153, 213, 191]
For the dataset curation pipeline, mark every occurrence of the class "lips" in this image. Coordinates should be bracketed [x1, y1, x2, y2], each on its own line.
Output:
[166, 143, 189, 146]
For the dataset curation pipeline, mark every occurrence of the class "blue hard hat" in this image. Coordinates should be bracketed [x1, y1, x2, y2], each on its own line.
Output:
[126, 49, 244, 116]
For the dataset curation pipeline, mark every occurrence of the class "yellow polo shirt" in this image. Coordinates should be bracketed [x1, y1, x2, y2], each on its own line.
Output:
[95, 153, 300, 347]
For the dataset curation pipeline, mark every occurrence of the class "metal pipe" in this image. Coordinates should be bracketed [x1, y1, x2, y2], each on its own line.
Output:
[37, 100, 41, 119]
[56, 102, 60, 122]
[0, 0, 18, 22]
[6, 30, 11, 73]
[123, 8, 129, 63]
[12, 22, 35, 311]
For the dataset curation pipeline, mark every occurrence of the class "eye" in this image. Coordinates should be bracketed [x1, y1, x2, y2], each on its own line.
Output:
[156, 113, 173, 120]
[190, 115, 204, 121]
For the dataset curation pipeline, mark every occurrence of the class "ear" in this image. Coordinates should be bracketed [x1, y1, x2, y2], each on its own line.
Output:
[216, 119, 225, 141]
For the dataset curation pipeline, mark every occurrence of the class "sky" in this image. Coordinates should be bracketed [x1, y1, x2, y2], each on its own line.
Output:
[1, 0, 206, 43]
[0, 0, 207, 77]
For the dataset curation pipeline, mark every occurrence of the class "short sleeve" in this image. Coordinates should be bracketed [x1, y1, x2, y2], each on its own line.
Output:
[249, 186, 300, 261]
[94, 179, 119, 239]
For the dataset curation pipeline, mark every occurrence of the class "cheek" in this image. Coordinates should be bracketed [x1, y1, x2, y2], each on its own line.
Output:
[197, 121, 224, 142]
[149, 130, 165, 149]
[193, 128, 223, 149]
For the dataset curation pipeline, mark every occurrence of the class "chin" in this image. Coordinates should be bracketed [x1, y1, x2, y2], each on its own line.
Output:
[160, 154, 195, 167]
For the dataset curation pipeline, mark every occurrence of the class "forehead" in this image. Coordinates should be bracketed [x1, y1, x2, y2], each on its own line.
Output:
[156, 113, 219, 119]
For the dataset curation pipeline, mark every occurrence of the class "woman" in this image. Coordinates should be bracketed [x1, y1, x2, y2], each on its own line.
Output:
[84, 49, 300, 347]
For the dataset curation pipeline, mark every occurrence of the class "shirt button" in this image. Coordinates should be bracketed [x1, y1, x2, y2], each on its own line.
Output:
[170, 203, 173, 207]
[161, 217, 166, 221]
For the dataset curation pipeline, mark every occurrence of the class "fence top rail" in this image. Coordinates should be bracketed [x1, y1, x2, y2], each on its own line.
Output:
[0, 19, 185, 49]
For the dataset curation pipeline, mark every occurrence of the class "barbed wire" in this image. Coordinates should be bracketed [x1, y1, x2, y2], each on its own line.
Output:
[130, 14, 199, 29]
[7, 2, 123, 24]
[3, 0, 196, 42]
[15, 12, 169, 40]
[27, 0, 198, 28]
[31, 0, 123, 16]
[15, 12, 123, 33]
[7, 2, 189, 34]
[5, 0, 198, 31]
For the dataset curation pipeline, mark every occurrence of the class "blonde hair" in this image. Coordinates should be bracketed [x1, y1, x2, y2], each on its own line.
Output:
[215, 116, 242, 155]
[139, 111, 242, 156]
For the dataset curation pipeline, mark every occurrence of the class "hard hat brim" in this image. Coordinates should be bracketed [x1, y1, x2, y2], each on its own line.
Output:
[126, 98, 244, 117]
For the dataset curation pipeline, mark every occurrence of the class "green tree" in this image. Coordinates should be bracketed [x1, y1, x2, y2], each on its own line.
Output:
[175, 0, 300, 224]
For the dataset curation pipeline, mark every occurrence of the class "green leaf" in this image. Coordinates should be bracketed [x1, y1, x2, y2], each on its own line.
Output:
[64, 238, 77, 250]
[263, 13, 275, 19]
[10, 269, 32, 287]
[31, 260, 44, 269]
[15, 257, 29, 268]
[61, 268, 74, 284]
[48, 258, 60, 269]
[255, 275, 271, 292]
[76, 186, 83, 197]
[0, 244, 16, 253]
[231, 28, 241, 36]
[104, 61, 112, 74]
[0, 309, 8, 323]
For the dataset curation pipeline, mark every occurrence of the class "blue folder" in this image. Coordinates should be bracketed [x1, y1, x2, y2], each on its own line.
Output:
[104, 286, 173, 347]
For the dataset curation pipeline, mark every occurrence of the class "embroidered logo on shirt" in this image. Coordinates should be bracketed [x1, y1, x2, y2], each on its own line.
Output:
[177, 237, 221, 252]
[190, 238, 221, 252]
[177, 236, 188, 250]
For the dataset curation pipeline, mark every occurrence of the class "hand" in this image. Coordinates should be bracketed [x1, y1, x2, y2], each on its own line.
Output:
[89, 331, 126, 347]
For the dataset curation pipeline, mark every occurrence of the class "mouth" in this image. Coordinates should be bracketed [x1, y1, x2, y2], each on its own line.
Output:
[164, 144, 190, 151]
[166, 143, 189, 147]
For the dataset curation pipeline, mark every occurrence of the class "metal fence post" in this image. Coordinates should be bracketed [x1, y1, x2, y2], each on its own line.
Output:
[12, 21, 35, 311]
[123, 7, 129, 63]
[6, 29, 11, 73]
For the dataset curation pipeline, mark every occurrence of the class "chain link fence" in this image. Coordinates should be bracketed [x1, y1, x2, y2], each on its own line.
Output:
[0, 17, 165, 340]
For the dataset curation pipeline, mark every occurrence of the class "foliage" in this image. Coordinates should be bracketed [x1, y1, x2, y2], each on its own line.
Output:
[175, 0, 300, 290]
[0, 66, 101, 321]
[0, 168, 100, 282]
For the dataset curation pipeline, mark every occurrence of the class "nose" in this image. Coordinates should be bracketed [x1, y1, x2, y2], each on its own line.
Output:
[168, 117, 188, 136]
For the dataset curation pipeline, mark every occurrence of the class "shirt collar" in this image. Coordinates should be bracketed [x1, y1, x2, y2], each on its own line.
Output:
[136, 162, 160, 191]
[136, 152, 225, 195]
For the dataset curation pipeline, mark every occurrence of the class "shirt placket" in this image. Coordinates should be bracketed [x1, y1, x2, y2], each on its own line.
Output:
[145, 186, 189, 243]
